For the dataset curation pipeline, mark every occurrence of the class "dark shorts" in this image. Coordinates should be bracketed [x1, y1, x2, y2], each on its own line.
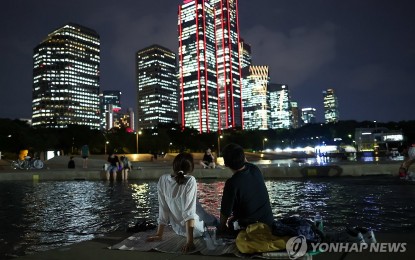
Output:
[82, 156, 88, 159]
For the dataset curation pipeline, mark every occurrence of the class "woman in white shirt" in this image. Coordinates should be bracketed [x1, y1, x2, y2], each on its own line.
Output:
[147, 152, 216, 252]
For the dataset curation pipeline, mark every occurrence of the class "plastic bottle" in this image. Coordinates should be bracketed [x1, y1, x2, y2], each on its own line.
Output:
[204, 226, 216, 250]
[314, 212, 323, 231]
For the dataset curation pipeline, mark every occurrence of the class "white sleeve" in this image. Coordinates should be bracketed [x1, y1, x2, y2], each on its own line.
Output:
[157, 176, 170, 225]
[181, 176, 197, 223]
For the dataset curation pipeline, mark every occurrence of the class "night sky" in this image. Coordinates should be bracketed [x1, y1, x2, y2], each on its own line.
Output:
[1, 0, 414, 123]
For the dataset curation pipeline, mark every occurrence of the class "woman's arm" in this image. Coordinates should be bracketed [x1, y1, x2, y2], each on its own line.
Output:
[182, 219, 195, 252]
[146, 224, 165, 241]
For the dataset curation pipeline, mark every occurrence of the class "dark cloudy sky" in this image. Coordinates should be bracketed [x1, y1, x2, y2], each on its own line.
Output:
[1, 0, 414, 123]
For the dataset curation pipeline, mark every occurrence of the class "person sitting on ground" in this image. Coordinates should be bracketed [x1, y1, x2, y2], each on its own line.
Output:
[218, 143, 274, 237]
[200, 148, 215, 169]
[106, 153, 120, 181]
[147, 152, 218, 253]
[68, 156, 75, 169]
[399, 144, 415, 179]
[120, 155, 131, 181]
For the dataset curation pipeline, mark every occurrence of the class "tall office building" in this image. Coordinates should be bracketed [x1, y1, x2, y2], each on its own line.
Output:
[178, 0, 218, 133]
[323, 88, 339, 123]
[136, 44, 178, 130]
[178, 0, 242, 133]
[32, 23, 100, 129]
[269, 84, 292, 129]
[211, 0, 243, 130]
[302, 107, 317, 124]
[242, 66, 269, 130]
[290, 101, 301, 129]
[239, 39, 252, 77]
[99, 90, 121, 130]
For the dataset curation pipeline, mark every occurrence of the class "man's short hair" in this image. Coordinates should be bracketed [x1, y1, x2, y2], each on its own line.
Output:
[222, 143, 245, 170]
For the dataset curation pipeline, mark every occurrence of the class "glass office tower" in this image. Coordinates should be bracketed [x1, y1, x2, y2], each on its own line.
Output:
[302, 107, 317, 124]
[211, 0, 243, 130]
[243, 66, 270, 130]
[99, 90, 121, 130]
[269, 84, 292, 129]
[178, 0, 218, 133]
[136, 44, 178, 130]
[323, 88, 339, 123]
[32, 23, 100, 129]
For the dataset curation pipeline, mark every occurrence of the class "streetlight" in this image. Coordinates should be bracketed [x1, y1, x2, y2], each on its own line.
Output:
[263, 138, 268, 151]
[104, 141, 109, 155]
[135, 130, 142, 154]
[217, 134, 223, 157]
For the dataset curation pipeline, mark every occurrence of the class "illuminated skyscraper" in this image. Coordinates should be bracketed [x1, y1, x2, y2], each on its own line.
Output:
[178, 0, 242, 133]
[211, 0, 243, 130]
[136, 44, 178, 130]
[302, 107, 317, 124]
[32, 23, 100, 129]
[239, 39, 252, 78]
[99, 90, 121, 130]
[178, 0, 218, 133]
[323, 88, 339, 123]
[269, 84, 292, 129]
[242, 66, 269, 130]
[290, 101, 301, 129]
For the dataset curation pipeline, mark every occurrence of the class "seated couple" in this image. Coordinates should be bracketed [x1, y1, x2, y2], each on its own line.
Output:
[147, 143, 274, 253]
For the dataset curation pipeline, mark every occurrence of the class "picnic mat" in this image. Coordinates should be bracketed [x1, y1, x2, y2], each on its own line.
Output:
[109, 226, 312, 259]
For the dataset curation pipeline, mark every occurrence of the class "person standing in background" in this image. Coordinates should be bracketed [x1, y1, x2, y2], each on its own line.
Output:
[81, 144, 89, 168]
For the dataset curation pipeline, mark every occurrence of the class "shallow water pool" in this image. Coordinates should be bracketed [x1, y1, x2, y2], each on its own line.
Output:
[0, 176, 414, 258]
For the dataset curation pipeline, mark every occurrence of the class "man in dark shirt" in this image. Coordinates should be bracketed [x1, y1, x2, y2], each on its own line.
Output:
[218, 143, 274, 235]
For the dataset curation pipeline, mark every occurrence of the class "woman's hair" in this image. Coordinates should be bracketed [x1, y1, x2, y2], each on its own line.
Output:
[222, 143, 245, 170]
[172, 152, 194, 184]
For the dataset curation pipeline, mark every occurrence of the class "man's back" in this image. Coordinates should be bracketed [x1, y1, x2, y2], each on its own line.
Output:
[221, 162, 274, 228]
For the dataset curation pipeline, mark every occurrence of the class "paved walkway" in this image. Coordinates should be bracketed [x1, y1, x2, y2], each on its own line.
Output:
[0, 154, 402, 182]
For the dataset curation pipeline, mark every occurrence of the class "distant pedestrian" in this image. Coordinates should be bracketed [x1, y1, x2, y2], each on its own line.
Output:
[200, 148, 215, 169]
[106, 152, 120, 181]
[81, 144, 90, 168]
[399, 144, 415, 179]
[68, 156, 75, 169]
[120, 155, 131, 181]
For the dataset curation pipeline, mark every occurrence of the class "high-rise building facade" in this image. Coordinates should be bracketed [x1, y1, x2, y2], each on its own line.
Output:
[178, 0, 218, 133]
[323, 88, 339, 123]
[136, 44, 178, 130]
[242, 66, 269, 130]
[239, 39, 252, 77]
[99, 90, 121, 130]
[211, 0, 243, 130]
[269, 84, 292, 129]
[302, 107, 317, 124]
[178, 0, 242, 133]
[32, 23, 100, 129]
[290, 101, 301, 129]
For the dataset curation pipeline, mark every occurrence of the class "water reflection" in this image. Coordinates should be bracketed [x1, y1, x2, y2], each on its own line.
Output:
[0, 178, 414, 258]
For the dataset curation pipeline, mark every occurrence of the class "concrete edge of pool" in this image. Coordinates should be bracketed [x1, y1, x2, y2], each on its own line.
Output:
[13, 230, 415, 260]
[0, 159, 403, 181]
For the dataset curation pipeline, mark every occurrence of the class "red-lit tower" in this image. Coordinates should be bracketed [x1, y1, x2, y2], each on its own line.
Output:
[178, 0, 242, 133]
[178, 0, 218, 133]
[212, 0, 243, 130]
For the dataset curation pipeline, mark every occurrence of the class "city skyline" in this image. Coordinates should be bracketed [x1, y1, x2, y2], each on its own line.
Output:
[1, 0, 414, 123]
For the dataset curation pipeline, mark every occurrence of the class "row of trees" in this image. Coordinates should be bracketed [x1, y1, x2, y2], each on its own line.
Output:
[1, 118, 414, 159]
